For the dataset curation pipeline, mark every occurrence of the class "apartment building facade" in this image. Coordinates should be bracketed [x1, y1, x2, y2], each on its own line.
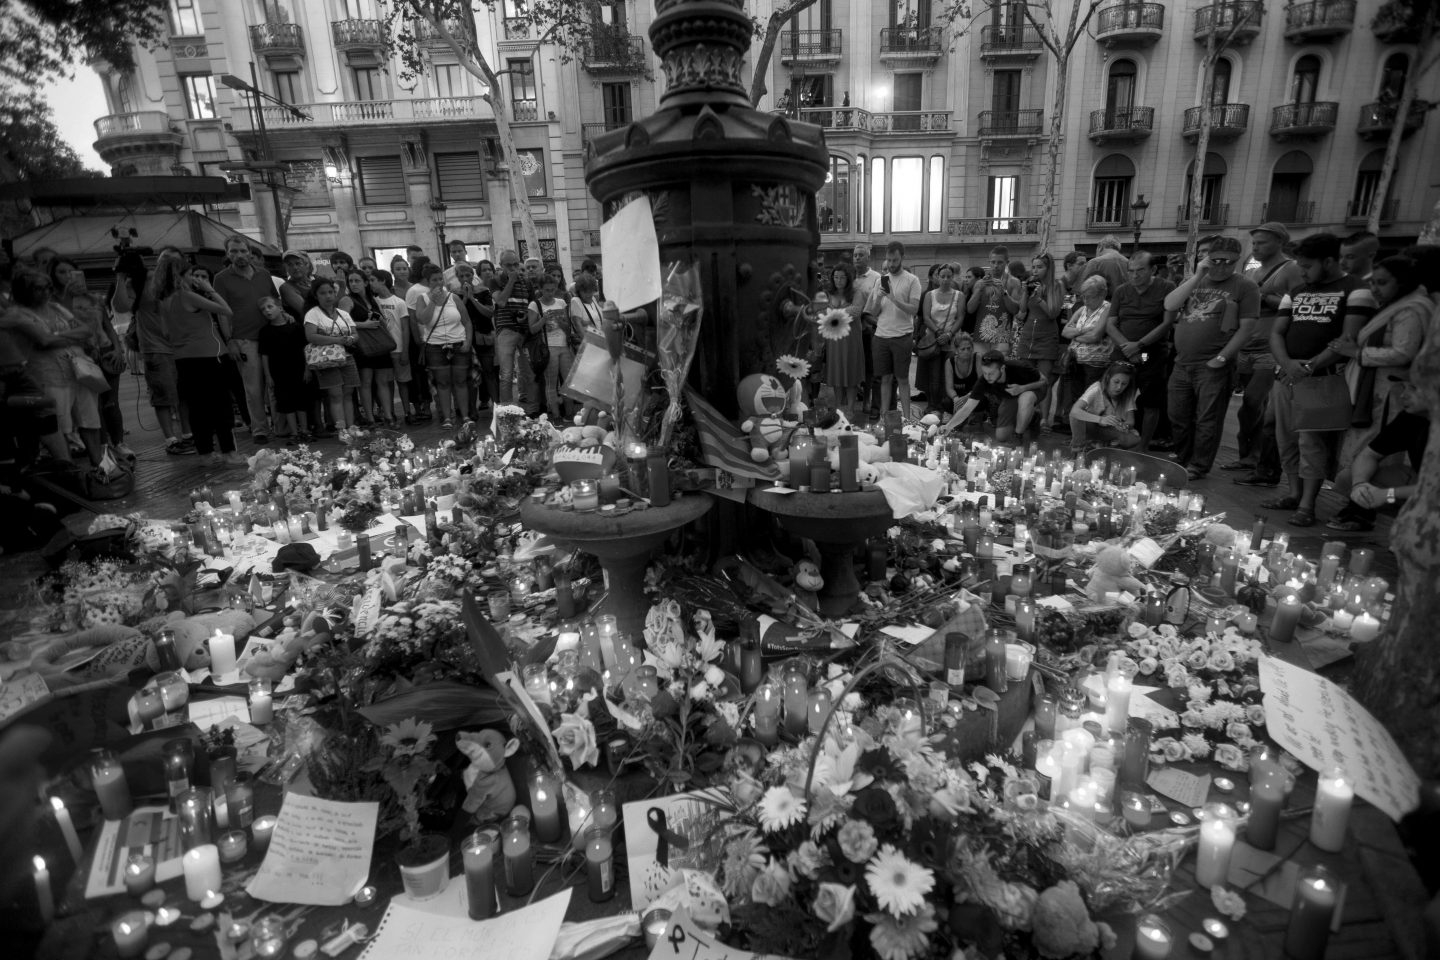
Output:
[89, 0, 1437, 270]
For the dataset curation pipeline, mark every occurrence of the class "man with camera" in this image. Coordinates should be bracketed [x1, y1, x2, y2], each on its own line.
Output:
[862, 241, 922, 420]
[490, 250, 538, 414]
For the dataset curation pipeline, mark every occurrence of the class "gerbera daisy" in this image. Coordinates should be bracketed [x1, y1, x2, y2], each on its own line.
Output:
[866, 902, 937, 960]
[380, 717, 436, 758]
[816, 307, 853, 341]
[865, 845, 935, 917]
[776, 354, 811, 380]
[758, 785, 807, 832]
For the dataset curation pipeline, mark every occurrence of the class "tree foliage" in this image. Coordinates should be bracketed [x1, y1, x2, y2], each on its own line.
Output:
[0, 0, 169, 84]
[747, 0, 823, 106]
[0, 90, 99, 182]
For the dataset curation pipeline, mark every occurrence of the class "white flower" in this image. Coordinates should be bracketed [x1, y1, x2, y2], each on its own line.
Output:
[816, 307, 853, 342]
[776, 354, 811, 379]
[865, 845, 935, 917]
[758, 786, 807, 832]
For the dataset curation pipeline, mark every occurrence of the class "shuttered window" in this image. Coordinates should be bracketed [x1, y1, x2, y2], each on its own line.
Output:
[435, 151, 486, 201]
[357, 155, 405, 205]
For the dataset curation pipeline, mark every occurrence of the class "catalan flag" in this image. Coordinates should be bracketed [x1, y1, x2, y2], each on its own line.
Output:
[684, 388, 783, 483]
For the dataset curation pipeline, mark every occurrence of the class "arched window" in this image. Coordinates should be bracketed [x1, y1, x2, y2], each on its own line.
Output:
[1106, 59, 1137, 117]
[115, 75, 134, 114]
[818, 155, 850, 233]
[1380, 53, 1409, 101]
[1209, 58, 1233, 105]
[1291, 55, 1320, 104]
[1267, 151, 1313, 223]
[1183, 152, 1227, 224]
[1091, 154, 1135, 226]
[1349, 149, 1389, 220]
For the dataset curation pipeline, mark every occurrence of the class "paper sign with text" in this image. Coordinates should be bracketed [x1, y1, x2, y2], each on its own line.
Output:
[647, 909, 797, 960]
[359, 889, 570, 960]
[247, 793, 378, 905]
[1259, 655, 1420, 820]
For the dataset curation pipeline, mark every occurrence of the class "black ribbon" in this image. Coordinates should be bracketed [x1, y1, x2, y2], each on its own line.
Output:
[647, 807, 689, 867]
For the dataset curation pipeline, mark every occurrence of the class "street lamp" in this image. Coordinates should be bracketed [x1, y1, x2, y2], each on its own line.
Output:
[219, 64, 311, 251]
[1129, 194, 1150, 256]
[429, 200, 449, 265]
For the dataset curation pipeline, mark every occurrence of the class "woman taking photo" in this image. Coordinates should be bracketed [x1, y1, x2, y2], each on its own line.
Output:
[819, 261, 866, 417]
[156, 257, 244, 465]
[304, 277, 362, 435]
[414, 262, 474, 429]
[530, 270, 580, 421]
[916, 262, 964, 414]
[1013, 253, 1066, 432]
[341, 268, 394, 426]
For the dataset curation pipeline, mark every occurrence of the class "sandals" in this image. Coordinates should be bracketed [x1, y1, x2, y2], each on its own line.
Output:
[1260, 495, 1300, 511]
[1326, 516, 1372, 532]
[1289, 509, 1316, 528]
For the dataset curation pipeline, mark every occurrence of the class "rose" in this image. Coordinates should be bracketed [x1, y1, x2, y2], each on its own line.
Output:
[1225, 722, 1253, 742]
[1207, 651, 1236, 673]
[789, 841, 825, 880]
[1137, 642, 1159, 659]
[1245, 703, 1266, 726]
[751, 860, 792, 907]
[1127, 622, 1150, 639]
[851, 786, 898, 827]
[836, 819, 879, 863]
[1181, 709, 1206, 728]
[1165, 666, 1191, 689]
[812, 882, 857, 932]
[1185, 649, 1209, 670]
[1214, 743, 1248, 771]
[704, 664, 726, 687]
[732, 772, 764, 807]
[552, 713, 599, 768]
[1155, 738, 1187, 762]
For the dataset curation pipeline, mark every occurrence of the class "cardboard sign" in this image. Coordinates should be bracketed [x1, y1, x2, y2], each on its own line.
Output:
[551, 443, 617, 482]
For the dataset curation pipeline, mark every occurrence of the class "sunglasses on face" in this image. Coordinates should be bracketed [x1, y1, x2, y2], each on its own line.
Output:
[1209, 257, 1236, 265]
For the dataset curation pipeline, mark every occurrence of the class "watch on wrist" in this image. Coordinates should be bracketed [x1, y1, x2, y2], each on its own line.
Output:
[1386, 488, 1396, 505]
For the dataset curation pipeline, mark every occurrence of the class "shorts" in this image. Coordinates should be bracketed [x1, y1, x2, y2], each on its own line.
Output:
[993, 383, 1047, 429]
[142, 353, 178, 408]
[315, 358, 361, 391]
[872, 333, 913, 378]
[46, 383, 101, 434]
[392, 350, 412, 383]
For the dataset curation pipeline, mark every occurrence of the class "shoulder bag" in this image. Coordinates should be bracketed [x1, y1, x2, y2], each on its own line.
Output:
[71, 351, 109, 392]
[1291, 373, 1353, 432]
[304, 316, 350, 370]
[355, 322, 397, 357]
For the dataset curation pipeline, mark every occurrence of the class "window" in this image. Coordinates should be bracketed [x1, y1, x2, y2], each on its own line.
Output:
[170, 0, 202, 35]
[593, 0, 626, 29]
[794, 0, 831, 32]
[283, 160, 332, 208]
[508, 58, 537, 120]
[434, 64, 462, 99]
[1106, 60, 1137, 118]
[602, 82, 632, 125]
[272, 70, 301, 104]
[341, 0, 366, 18]
[1266, 151, 1313, 222]
[870, 158, 886, 234]
[182, 75, 217, 119]
[1208, 58, 1232, 105]
[795, 73, 833, 109]
[854, 156, 866, 234]
[891, 157, 924, 232]
[503, 0, 527, 17]
[516, 148, 547, 196]
[352, 67, 382, 101]
[818, 154, 850, 233]
[1380, 53, 1408, 100]
[262, 0, 292, 21]
[992, 69, 1022, 116]
[1291, 54, 1320, 104]
[1348, 149, 1388, 219]
[435, 151, 486, 201]
[1090, 155, 1135, 225]
[892, 0, 931, 28]
[1183, 152, 1227, 223]
[115, 75, 135, 114]
[927, 156, 944, 232]
[357, 155, 406, 204]
[892, 72, 922, 129]
[987, 175, 1017, 229]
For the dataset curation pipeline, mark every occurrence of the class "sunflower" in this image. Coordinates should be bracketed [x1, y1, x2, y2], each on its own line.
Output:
[380, 717, 436, 759]
[866, 902, 938, 960]
[758, 785, 807, 832]
[776, 355, 811, 380]
[816, 307, 853, 341]
[865, 844, 935, 917]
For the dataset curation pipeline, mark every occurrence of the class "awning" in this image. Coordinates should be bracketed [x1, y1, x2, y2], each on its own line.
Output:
[10, 211, 279, 265]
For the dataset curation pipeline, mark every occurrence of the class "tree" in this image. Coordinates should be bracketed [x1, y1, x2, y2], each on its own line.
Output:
[746, 0, 822, 107]
[379, 0, 618, 259]
[1184, 0, 1256, 265]
[0, 91, 99, 182]
[0, 0, 168, 84]
[1366, 0, 1439, 234]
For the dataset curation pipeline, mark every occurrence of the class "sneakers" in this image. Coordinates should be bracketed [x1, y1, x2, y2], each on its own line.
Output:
[1326, 517, 1373, 532]
[1186, 466, 1207, 481]
[252, 431, 270, 445]
[1218, 460, 1254, 471]
[166, 437, 197, 455]
[440, 419, 455, 430]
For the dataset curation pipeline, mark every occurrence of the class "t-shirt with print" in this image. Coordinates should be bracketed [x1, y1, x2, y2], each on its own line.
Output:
[1278, 273, 1377, 362]
[1075, 379, 1136, 422]
[967, 362, 1042, 404]
[1172, 274, 1261, 363]
[374, 294, 408, 353]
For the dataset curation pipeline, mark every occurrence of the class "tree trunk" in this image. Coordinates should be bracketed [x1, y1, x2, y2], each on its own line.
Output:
[1037, 53, 1068, 253]
[747, 0, 820, 107]
[1185, 32, 1218, 267]
[1368, 15, 1436, 233]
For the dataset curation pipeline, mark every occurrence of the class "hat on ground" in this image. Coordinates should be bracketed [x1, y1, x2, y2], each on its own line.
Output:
[980, 349, 1007, 364]
[1250, 221, 1291, 242]
[272, 542, 321, 573]
[1208, 236, 1244, 257]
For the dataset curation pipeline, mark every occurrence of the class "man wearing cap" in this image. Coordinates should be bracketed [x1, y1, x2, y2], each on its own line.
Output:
[215, 235, 280, 444]
[1162, 236, 1261, 480]
[941, 350, 1048, 442]
[1328, 373, 1428, 531]
[1223, 222, 1302, 486]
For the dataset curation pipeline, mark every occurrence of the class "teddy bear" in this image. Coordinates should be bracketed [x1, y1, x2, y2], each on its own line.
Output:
[737, 373, 794, 464]
[791, 559, 824, 613]
[456, 729, 519, 824]
[1084, 544, 1147, 603]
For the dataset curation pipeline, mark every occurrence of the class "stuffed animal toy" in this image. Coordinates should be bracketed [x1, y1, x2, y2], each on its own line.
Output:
[792, 559, 824, 613]
[1085, 544, 1146, 602]
[150, 610, 257, 672]
[737, 373, 793, 463]
[456, 729, 519, 824]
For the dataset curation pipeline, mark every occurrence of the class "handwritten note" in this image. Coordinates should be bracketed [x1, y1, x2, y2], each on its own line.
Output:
[1146, 768, 1212, 808]
[246, 793, 378, 905]
[0, 672, 49, 723]
[646, 909, 797, 960]
[1259, 654, 1421, 820]
[358, 890, 570, 960]
[601, 194, 661, 312]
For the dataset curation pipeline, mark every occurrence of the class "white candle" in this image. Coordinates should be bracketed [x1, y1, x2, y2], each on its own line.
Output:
[112, 911, 149, 958]
[1310, 766, 1353, 852]
[226, 490, 243, 513]
[209, 630, 237, 676]
[182, 844, 223, 901]
[50, 797, 83, 864]
[1195, 804, 1237, 887]
[1055, 741, 1085, 801]
[1134, 914, 1173, 959]
[248, 679, 273, 724]
[33, 855, 53, 924]
[1348, 611, 1381, 642]
[1103, 673, 1132, 735]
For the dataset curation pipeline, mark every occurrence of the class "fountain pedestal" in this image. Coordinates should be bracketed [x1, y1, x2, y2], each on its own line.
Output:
[748, 487, 894, 617]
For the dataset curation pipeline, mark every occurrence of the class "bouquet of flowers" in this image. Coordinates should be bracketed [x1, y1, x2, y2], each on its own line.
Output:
[247, 445, 329, 505]
[38, 560, 161, 631]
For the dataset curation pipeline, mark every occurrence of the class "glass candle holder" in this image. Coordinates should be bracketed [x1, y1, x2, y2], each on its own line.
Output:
[753, 681, 781, 746]
[216, 830, 248, 864]
[529, 772, 562, 843]
[463, 829, 500, 920]
[133, 687, 165, 728]
[123, 853, 156, 895]
[782, 663, 809, 736]
[586, 827, 616, 902]
[225, 773, 255, 830]
[91, 748, 133, 821]
[177, 787, 215, 850]
[806, 687, 833, 735]
[502, 816, 534, 897]
[1284, 865, 1340, 960]
[1195, 803, 1238, 887]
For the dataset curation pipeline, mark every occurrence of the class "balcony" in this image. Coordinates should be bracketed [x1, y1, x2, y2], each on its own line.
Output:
[879, 26, 943, 63]
[780, 28, 843, 64]
[1088, 106, 1154, 143]
[511, 99, 538, 122]
[415, 17, 465, 48]
[1284, 0, 1354, 41]
[1357, 99, 1430, 140]
[582, 121, 627, 146]
[946, 217, 1041, 241]
[979, 109, 1045, 138]
[1371, 4, 1416, 44]
[1086, 207, 1131, 231]
[1174, 203, 1230, 228]
[980, 24, 1043, 57]
[331, 19, 385, 65]
[1346, 197, 1398, 223]
[1259, 201, 1317, 225]
[227, 97, 494, 133]
[1269, 101, 1338, 139]
[797, 107, 952, 134]
[1181, 103, 1250, 140]
[1096, 3, 1165, 46]
[249, 21, 305, 65]
[583, 33, 646, 75]
[92, 111, 186, 166]
[583, 229, 601, 249]
[1193, 2, 1263, 45]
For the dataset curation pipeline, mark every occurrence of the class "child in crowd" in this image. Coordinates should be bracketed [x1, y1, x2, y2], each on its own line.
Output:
[1068, 359, 1139, 453]
[257, 297, 312, 443]
[369, 270, 409, 425]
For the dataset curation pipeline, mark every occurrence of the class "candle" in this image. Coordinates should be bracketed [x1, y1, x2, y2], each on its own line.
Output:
[50, 797, 83, 864]
[598, 474, 621, 505]
[1348, 547, 1374, 576]
[112, 911, 149, 958]
[217, 829, 248, 863]
[225, 774, 255, 829]
[1359, 576, 1389, 603]
[226, 489, 243, 513]
[595, 614, 620, 669]
[754, 681, 781, 746]
[1120, 786, 1150, 829]
[530, 772, 562, 842]
[1195, 803, 1237, 888]
[33, 855, 53, 924]
[807, 687, 833, 735]
[1034, 741, 1059, 798]
[251, 815, 277, 852]
[782, 663, 809, 736]
[1055, 741, 1085, 801]
[1245, 766, 1286, 851]
[838, 434, 859, 491]
[182, 844, 222, 901]
[571, 479, 598, 512]
[1269, 593, 1303, 644]
[502, 815, 534, 896]
[1133, 914, 1173, 959]
[1250, 517, 1265, 551]
[1318, 549, 1343, 586]
[124, 853, 156, 895]
[1286, 865, 1340, 960]
[177, 787, 215, 850]
[248, 679, 273, 724]
[1218, 549, 1239, 596]
[1311, 765, 1353, 852]
[586, 827, 616, 902]
[1015, 598, 1036, 642]
[1104, 673, 1131, 735]
[463, 828, 500, 920]
[985, 630, 1008, 693]
[1349, 610, 1381, 643]
[1005, 643, 1033, 681]
[647, 453, 671, 507]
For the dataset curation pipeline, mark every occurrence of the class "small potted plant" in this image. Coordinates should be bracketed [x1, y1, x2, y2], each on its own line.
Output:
[368, 718, 449, 900]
